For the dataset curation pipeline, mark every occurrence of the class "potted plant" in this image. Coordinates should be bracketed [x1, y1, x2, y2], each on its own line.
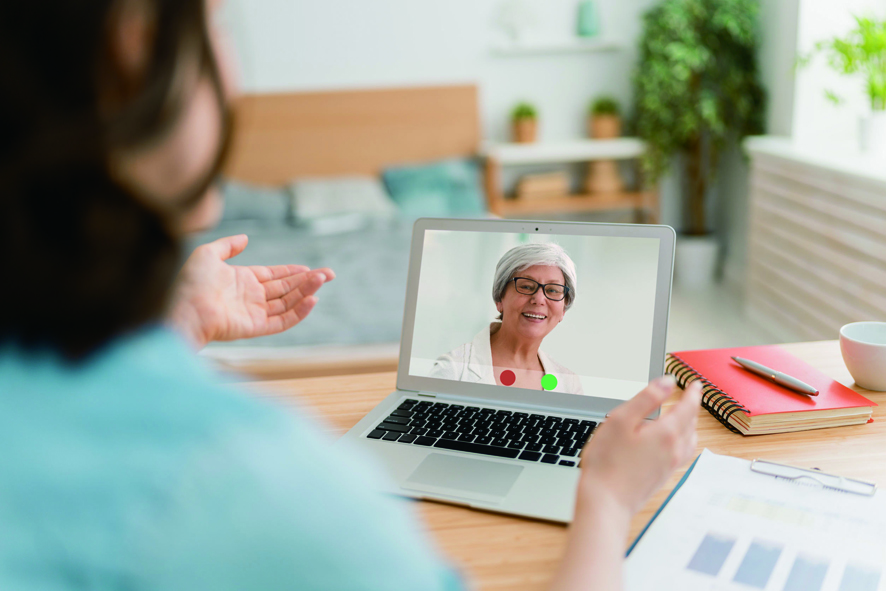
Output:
[633, 0, 765, 286]
[803, 16, 886, 154]
[588, 96, 621, 139]
[511, 102, 538, 143]
[585, 96, 624, 193]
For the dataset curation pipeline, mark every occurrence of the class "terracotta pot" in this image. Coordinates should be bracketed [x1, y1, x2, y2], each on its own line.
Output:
[584, 160, 624, 193]
[589, 114, 621, 139]
[513, 118, 537, 143]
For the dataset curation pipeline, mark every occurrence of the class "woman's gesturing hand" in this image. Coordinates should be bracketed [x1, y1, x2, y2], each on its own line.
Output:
[168, 235, 335, 349]
[549, 377, 701, 591]
[578, 376, 701, 516]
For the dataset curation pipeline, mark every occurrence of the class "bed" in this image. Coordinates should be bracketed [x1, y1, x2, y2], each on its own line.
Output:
[192, 85, 482, 379]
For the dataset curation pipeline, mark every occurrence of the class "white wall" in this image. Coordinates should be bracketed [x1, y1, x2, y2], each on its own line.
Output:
[792, 0, 885, 151]
[720, 0, 800, 285]
[759, 0, 800, 137]
[221, 0, 656, 143]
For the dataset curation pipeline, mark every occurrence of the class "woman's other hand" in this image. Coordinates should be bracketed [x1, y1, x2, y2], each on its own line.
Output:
[578, 376, 701, 516]
[169, 235, 335, 349]
[549, 377, 701, 591]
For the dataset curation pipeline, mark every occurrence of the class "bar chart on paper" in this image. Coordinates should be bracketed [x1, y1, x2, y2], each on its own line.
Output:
[682, 533, 880, 591]
[625, 451, 886, 591]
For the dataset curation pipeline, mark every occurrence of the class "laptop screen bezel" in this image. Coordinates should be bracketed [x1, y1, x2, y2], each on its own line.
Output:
[395, 218, 676, 417]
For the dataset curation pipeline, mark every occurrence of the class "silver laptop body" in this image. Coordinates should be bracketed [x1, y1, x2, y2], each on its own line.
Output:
[338, 218, 676, 523]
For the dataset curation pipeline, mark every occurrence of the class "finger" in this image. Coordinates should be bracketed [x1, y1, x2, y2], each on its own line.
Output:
[265, 277, 322, 316]
[266, 273, 326, 316]
[204, 234, 249, 261]
[269, 273, 326, 314]
[250, 264, 310, 283]
[611, 376, 676, 424]
[263, 274, 309, 302]
[312, 267, 336, 282]
[657, 382, 702, 443]
[265, 296, 318, 334]
[661, 381, 702, 428]
[684, 430, 699, 463]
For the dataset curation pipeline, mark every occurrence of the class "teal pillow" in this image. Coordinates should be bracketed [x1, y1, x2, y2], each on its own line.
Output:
[220, 180, 290, 224]
[382, 158, 487, 218]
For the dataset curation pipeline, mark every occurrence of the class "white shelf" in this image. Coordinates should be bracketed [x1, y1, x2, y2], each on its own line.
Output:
[489, 38, 622, 56]
[481, 138, 647, 165]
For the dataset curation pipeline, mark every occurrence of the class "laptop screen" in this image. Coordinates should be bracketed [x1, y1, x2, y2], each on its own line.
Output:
[406, 228, 661, 402]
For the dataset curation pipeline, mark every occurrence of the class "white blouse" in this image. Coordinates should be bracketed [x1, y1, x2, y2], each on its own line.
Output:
[429, 322, 584, 395]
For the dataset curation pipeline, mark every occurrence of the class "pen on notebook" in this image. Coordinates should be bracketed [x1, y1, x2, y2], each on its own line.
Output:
[731, 356, 819, 396]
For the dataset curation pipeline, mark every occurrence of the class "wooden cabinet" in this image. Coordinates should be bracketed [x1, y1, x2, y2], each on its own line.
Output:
[481, 138, 658, 222]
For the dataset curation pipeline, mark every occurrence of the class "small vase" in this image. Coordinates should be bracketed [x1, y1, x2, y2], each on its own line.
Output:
[590, 115, 621, 139]
[513, 118, 537, 143]
[577, 0, 599, 38]
[859, 112, 886, 155]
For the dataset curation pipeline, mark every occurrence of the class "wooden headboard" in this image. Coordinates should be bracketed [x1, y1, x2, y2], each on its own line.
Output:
[224, 84, 480, 185]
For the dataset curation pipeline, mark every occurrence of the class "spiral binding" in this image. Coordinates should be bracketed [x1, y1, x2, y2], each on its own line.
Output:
[665, 353, 749, 435]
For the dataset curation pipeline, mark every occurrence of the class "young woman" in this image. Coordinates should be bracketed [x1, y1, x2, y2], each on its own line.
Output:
[0, 1, 701, 589]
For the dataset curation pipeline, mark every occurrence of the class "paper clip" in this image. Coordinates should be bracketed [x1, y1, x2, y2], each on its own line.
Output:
[750, 458, 877, 497]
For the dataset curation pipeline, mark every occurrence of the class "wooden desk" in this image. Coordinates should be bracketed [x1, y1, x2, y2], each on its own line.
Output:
[245, 341, 886, 591]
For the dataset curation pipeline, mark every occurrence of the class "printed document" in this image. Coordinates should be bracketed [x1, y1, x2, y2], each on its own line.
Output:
[625, 449, 886, 591]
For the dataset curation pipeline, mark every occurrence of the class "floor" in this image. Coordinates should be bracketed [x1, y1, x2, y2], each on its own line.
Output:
[666, 281, 782, 352]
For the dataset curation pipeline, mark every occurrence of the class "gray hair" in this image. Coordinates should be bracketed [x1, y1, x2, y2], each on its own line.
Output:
[492, 243, 577, 313]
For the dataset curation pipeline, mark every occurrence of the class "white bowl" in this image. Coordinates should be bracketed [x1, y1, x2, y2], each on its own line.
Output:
[840, 321, 886, 391]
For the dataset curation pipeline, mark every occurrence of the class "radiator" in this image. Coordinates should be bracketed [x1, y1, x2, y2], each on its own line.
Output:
[745, 137, 886, 342]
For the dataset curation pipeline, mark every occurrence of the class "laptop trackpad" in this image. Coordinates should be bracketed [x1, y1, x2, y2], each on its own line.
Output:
[402, 453, 523, 504]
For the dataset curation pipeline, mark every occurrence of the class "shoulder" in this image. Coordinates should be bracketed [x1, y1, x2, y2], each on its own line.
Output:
[1, 330, 463, 591]
[109, 331, 464, 589]
[429, 342, 470, 379]
[141, 410, 462, 591]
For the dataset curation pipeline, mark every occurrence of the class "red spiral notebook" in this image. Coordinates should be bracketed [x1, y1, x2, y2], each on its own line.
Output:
[666, 345, 876, 435]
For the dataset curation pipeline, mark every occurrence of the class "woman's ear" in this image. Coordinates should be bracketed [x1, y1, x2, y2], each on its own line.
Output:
[495, 302, 502, 314]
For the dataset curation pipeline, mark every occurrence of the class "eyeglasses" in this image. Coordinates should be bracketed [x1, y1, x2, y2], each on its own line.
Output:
[512, 277, 569, 301]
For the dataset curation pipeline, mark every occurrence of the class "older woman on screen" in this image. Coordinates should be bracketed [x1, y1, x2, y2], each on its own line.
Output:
[430, 243, 583, 394]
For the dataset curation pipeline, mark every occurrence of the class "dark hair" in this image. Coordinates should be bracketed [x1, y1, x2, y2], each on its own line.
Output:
[0, 0, 231, 359]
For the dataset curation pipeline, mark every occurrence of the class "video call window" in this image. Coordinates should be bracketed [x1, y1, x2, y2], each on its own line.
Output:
[408, 230, 661, 401]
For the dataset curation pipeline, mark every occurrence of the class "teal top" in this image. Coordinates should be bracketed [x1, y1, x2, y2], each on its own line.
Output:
[0, 327, 463, 590]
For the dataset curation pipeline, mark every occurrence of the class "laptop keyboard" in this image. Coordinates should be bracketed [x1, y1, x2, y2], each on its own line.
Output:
[366, 399, 598, 468]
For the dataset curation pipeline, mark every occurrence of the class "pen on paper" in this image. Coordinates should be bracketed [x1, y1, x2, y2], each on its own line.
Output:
[731, 356, 819, 396]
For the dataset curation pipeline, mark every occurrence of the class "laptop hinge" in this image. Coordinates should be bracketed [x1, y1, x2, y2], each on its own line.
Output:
[416, 391, 437, 398]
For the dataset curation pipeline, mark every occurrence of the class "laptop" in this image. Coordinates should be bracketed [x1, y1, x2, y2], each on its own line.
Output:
[339, 218, 676, 523]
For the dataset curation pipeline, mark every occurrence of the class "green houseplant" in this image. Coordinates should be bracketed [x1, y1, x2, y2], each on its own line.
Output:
[633, 0, 765, 237]
[804, 15, 886, 153]
[511, 102, 538, 143]
[590, 96, 620, 116]
[588, 96, 622, 139]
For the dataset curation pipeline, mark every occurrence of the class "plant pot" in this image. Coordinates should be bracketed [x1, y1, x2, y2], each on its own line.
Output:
[859, 112, 886, 155]
[589, 115, 621, 139]
[513, 118, 537, 143]
[675, 234, 719, 287]
[584, 160, 624, 193]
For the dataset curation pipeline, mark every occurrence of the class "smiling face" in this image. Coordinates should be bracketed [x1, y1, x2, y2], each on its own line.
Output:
[496, 264, 567, 342]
